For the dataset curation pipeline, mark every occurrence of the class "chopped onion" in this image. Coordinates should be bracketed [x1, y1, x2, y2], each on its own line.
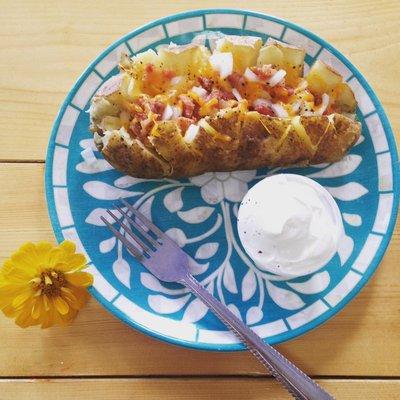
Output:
[127, 77, 136, 97]
[232, 88, 243, 101]
[270, 103, 289, 118]
[244, 67, 261, 82]
[267, 69, 286, 87]
[161, 104, 174, 120]
[294, 80, 308, 93]
[291, 101, 302, 114]
[314, 93, 330, 116]
[170, 76, 183, 85]
[209, 51, 233, 79]
[253, 98, 271, 108]
[171, 105, 182, 119]
[101, 131, 114, 148]
[184, 124, 200, 143]
[191, 86, 208, 98]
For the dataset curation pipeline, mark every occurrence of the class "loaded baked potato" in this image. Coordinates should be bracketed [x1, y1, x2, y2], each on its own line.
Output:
[90, 36, 360, 178]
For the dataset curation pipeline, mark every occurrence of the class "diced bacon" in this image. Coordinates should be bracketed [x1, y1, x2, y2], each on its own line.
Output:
[149, 100, 166, 117]
[270, 85, 291, 101]
[251, 65, 276, 81]
[206, 87, 233, 102]
[128, 112, 156, 146]
[140, 118, 154, 132]
[227, 72, 245, 88]
[286, 87, 294, 96]
[179, 95, 196, 118]
[253, 99, 274, 116]
[135, 112, 147, 121]
[314, 93, 322, 106]
[176, 117, 196, 132]
[198, 76, 213, 91]
[135, 96, 147, 108]
[162, 69, 175, 80]
[145, 63, 154, 74]
[129, 120, 142, 137]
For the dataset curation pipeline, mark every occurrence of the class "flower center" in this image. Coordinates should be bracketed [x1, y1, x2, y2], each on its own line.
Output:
[34, 270, 66, 297]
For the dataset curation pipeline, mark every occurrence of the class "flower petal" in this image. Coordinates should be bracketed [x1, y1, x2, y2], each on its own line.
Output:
[214, 172, 230, 181]
[189, 172, 213, 186]
[40, 308, 55, 329]
[42, 295, 50, 311]
[200, 180, 224, 204]
[15, 300, 38, 328]
[10, 251, 39, 275]
[65, 254, 88, 272]
[12, 289, 32, 309]
[68, 287, 90, 309]
[59, 241, 76, 254]
[65, 272, 93, 287]
[54, 296, 69, 315]
[57, 307, 78, 326]
[31, 298, 43, 320]
[231, 170, 257, 182]
[2, 304, 18, 318]
[61, 287, 77, 306]
[1, 259, 15, 275]
[47, 249, 64, 268]
[34, 241, 53, 263]
[223, 178, 249, 202]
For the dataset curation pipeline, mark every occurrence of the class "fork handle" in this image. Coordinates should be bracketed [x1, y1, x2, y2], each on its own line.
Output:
[181, 273, 334, 400]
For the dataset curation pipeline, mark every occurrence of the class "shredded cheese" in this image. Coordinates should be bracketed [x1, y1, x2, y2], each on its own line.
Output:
[199, 119, 231, 141]
[291, 116, 317, 154]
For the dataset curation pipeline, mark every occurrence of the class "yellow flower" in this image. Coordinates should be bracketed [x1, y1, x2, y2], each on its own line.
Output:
[0, 241, 93, 328]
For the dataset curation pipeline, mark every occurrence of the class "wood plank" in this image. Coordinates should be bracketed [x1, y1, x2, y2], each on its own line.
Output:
[0, 163, 399, 377]
[0, 0, 399, 160]
[0, 378, 399, 400]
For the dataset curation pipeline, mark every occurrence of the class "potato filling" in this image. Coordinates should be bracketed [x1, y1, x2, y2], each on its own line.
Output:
[101, 36, 356, 144]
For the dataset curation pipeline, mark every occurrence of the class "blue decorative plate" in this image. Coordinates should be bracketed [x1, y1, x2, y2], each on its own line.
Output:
[45, 9, 399, 351]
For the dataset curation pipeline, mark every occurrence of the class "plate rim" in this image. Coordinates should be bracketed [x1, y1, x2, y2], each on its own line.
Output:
[45, 8, 399, 351]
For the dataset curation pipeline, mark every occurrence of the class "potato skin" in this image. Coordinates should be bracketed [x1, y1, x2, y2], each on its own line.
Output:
[96, 110, 360, 178]
[100, 135, 171, 178]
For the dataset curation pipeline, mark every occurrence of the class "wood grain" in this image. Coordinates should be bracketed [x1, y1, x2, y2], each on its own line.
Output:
[0, 1, 399, 396]
[0, 0, 399, 160]
[0, 163, 398, 378]
[0, 378, 399, 400]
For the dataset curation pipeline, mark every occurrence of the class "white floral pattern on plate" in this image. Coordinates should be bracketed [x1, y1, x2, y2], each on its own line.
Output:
[79, 145, 367, 324]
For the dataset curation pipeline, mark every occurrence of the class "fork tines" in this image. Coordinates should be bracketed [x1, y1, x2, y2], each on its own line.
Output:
[100, 198, 163, 261]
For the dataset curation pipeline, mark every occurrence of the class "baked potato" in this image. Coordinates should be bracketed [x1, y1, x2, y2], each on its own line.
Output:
[90, 35, 360, 178]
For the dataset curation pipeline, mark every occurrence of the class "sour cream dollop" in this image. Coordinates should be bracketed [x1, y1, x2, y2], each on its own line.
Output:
[237, 174, 343, 277]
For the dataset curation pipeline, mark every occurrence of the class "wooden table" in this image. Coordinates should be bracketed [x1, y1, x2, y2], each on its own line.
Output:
[0, 1, 399, 398]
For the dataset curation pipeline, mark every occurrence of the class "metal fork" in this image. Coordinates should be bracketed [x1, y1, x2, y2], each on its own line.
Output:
[101, 198, 334, 400]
